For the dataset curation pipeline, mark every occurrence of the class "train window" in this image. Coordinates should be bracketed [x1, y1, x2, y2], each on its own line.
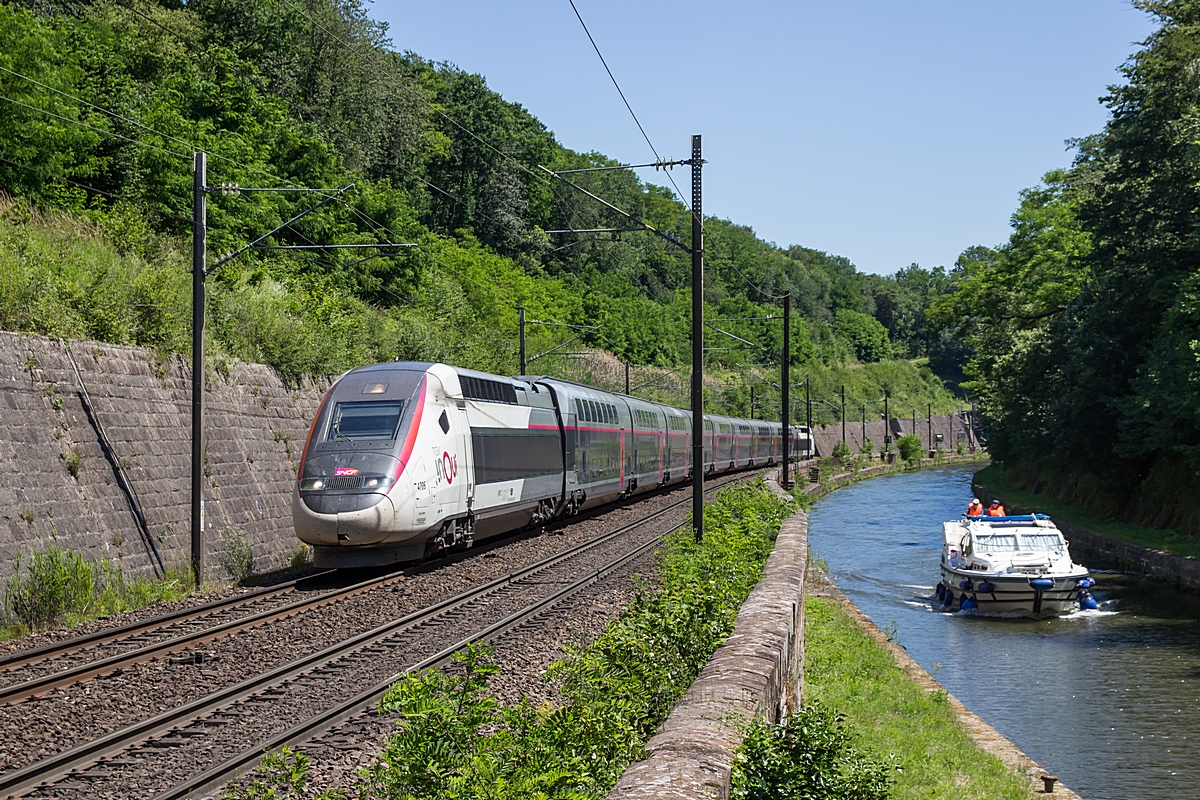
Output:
[328, 401, 404, 441]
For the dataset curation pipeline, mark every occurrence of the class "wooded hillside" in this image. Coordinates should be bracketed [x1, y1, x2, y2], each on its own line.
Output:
[0, 0, 962, 422]
[932, 0, 1200, 534]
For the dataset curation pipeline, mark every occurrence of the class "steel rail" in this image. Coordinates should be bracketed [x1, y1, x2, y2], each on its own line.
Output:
[0, 569, 401, 705]
[0, 579, 313, 674]
[0, 481, 719, 800]
[161, 526, 674, 800]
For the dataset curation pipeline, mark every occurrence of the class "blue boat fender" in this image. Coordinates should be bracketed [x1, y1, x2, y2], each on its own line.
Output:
[961, 596, 978, 612]
[1079, 590, 1099, 611]
[943, 591, 956, 609]
[1030, 578, 1055, 591]
[959, 578, 974, 591]
[1077, 576, 1095, 589]
[935, 583, 946, 603]
[977, 581, 996, 594]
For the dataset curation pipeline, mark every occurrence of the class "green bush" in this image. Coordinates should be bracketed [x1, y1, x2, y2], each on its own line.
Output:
[732, 705, 893, 800]
[896, 434, 923, 463]
[219, 528, 255, 584]
[2, 544, 191, 637]
[3, 544, 94, 631]
[860, 437, 875, 456]
[831, 440, 852, 460]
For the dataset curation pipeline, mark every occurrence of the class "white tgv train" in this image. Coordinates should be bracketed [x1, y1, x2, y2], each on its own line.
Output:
[293, 362, 811, 567]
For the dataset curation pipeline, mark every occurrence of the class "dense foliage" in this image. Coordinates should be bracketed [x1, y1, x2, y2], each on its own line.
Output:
[932, 0, 1200, 533]
[2, 542, 189, 637]
[0, 0, 961, 418]
[732, 705, 892, 800]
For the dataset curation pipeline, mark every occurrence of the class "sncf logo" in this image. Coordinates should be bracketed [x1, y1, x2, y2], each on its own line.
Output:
[334, 467, 359, 477]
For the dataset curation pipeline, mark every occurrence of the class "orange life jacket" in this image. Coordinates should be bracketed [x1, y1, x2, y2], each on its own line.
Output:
[967, 502, 984, 516]
[987, 504, 1006, 517]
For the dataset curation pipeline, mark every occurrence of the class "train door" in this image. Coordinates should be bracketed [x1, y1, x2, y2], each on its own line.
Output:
[430, 405, 466, 520]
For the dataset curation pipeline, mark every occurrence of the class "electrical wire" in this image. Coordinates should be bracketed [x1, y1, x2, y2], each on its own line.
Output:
[0, 153, 195, 228]
[0, 94, 190, 161]
[566, 0, 693, 215]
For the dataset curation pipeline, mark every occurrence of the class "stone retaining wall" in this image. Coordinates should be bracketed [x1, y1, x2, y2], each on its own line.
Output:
[606, 471, 805, 800]
[0, 333, 327, 580]
[975, 479, 1200, 592]
[809, 411, 979, 458]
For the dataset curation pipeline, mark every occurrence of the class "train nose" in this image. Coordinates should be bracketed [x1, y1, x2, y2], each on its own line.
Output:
[335, 473, 413, 544]
[333, 493, 397, 544]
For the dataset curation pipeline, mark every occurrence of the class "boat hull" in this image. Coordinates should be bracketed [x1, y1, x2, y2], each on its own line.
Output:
[938, 566, 1085, 617]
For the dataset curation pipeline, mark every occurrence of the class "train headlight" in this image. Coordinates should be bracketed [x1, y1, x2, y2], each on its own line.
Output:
[300, 478, 325, 491]
[363, 476, 392, 489]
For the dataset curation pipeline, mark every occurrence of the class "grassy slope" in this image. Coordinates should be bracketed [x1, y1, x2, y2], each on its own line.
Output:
[803, 596, 1036, 800]
[0, 200, 959, 414]
[975, 463, 1200, 559]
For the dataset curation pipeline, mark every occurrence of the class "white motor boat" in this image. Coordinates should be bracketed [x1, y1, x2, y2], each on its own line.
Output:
[936, 514, 1096, 617]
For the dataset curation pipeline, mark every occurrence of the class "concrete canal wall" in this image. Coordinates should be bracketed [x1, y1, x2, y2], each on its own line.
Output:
[0, 332, 326, 580]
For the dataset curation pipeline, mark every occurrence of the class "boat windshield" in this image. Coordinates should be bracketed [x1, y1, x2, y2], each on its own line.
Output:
[1020, 533, 1065, 551]
[974, 534, 1019, 552]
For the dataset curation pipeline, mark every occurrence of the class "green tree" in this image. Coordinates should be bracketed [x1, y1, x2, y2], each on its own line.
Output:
[834, 309, 892, 362]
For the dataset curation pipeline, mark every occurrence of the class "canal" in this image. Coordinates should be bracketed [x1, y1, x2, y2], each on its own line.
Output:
[807, 464, 1200, 800]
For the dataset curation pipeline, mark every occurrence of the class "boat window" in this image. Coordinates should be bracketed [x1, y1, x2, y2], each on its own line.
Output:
[1020, 533, 1064, 551]
[974, 534, 1019, 552]
[328, 401, 404, 441]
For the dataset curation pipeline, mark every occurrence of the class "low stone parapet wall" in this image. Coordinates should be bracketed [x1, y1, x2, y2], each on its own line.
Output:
[606, 470, 805, 800]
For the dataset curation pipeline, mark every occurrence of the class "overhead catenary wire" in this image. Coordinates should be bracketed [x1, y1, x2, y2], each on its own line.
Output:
[565, 0, 694, 217]
[0, 154, 196, 228]
[0, 94, 191, 162]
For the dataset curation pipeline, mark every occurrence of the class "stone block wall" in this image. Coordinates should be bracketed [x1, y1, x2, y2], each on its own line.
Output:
[606, 471, 806, 800]
[810, 411, 979, 458]
[0, 333, 327, 580]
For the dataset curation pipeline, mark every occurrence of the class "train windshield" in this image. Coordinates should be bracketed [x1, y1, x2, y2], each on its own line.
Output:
[328, 401, 405, 441]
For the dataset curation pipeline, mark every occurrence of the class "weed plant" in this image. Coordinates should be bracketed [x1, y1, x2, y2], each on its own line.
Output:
[2, 545, 93, 632]
[2, 544, 189, 638]
[731, 705, 893, 800]
[219, 528, 255, 584]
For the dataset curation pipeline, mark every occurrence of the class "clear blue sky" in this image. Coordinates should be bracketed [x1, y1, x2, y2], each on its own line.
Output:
[372, 1, 1154, 276]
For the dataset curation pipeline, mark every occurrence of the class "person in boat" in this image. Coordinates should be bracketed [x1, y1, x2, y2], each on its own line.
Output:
[987, 499, 1006, 516]
[967, 498, 984, 516]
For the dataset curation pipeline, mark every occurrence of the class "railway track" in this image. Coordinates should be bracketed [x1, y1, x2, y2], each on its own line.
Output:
[1, 473, 749, 799]
[0, 473, 733, 700]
